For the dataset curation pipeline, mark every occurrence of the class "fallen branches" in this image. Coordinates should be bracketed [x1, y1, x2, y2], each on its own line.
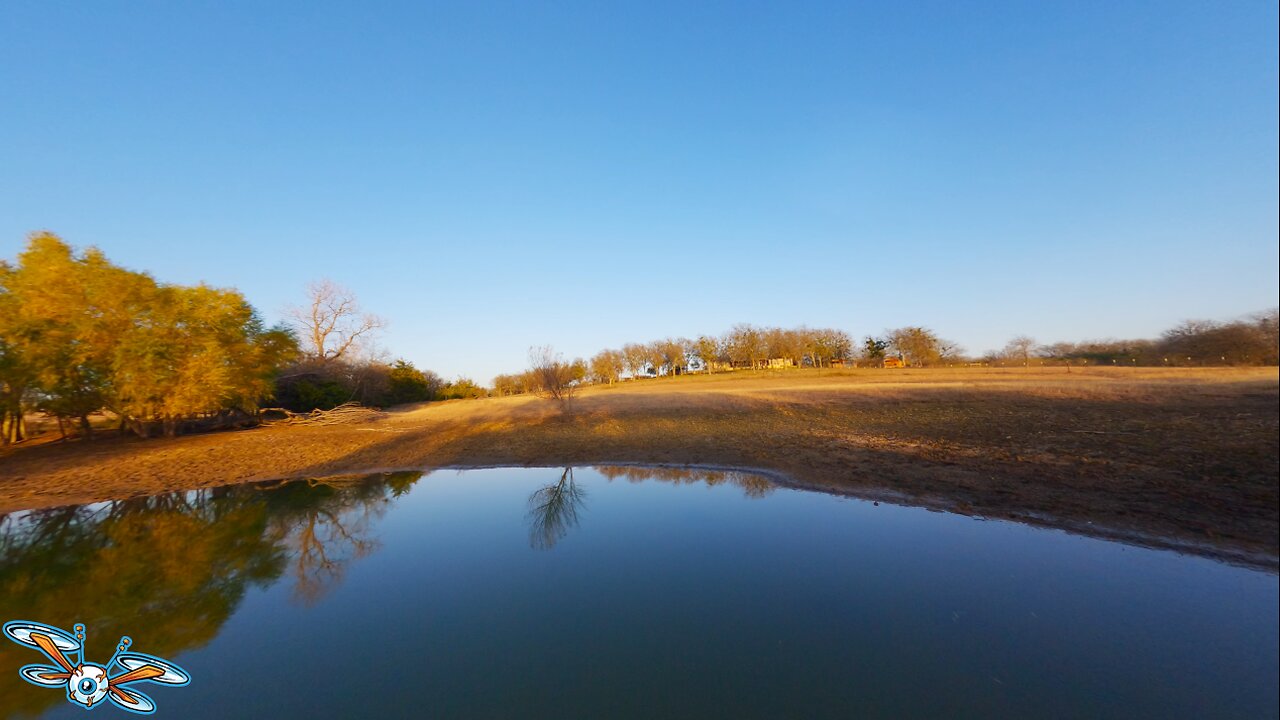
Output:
[260, 402, 387, 427]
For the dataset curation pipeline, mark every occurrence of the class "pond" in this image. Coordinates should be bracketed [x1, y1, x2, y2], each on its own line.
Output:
[1, 466, 1276, 719]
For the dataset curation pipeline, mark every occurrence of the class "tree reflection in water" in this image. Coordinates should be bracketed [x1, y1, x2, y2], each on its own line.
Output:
[263, 475, 401, 605]
[527, 467, 586, 550]
[0, 471, 423, 718]
[525, 466, 776, 550]
[594, 465, 776, 498]
[0, 465, 776, 716]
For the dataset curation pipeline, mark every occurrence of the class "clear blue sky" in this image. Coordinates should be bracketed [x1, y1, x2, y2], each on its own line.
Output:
[2, 1, 1276, 382]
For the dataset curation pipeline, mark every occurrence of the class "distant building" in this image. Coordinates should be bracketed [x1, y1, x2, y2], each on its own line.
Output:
[728, 358, 796, 370]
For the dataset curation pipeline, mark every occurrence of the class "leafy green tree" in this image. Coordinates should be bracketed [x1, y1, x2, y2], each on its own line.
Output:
[0, 261, 36, 443]
[438, 377, 488, 400]
[112, 284, 298, 435]
[2, 232, 298, 437]
[862, 337, 889, 362]
[384, 359, 441, 405]
[6, 234, 122, 434]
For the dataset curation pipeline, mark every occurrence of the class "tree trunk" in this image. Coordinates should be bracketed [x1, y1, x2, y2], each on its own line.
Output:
[79, 415, 93, 440]
[2, 393, 27, 443]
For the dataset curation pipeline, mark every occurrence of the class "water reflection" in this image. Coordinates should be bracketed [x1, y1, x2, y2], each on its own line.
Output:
[2, 467, 1274, 719]
[527, 468, 587, 550]
[268, 476, 399, 605]
[595, 465, 776, 498]
[524, 466, 776, 549]
[0, 466, 776, 717]
[0, 471, 423, 718]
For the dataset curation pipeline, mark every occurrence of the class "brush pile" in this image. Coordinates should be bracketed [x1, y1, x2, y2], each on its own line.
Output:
[260, 402, 387, 426]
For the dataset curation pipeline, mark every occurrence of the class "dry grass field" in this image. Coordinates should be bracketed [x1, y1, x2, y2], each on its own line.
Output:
[1, 366, 1276, 567]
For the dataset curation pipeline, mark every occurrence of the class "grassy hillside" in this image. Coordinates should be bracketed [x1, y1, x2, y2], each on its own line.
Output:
[2, 366, 1276, 567]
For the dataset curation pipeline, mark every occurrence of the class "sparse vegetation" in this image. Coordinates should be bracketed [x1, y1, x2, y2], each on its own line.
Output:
[1, 367, 1275, 568]
[528, 346, 587, 410]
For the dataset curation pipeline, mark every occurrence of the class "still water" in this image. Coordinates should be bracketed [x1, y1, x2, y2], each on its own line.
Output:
[1, 466, 1276, 719]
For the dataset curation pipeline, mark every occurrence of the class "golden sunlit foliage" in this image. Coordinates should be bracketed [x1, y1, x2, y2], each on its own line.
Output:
[0, 471, 423, 717]
[0, 232, 298, 440]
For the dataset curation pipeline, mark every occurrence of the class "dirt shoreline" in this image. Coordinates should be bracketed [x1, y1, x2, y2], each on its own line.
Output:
[2, 367, 1277, 569]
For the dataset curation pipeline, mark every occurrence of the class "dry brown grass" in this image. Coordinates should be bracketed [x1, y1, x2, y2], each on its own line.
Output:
[1, 366, 1276, 567]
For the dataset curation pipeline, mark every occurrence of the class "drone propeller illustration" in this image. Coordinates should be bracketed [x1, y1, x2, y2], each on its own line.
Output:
[3, 620, 190, 715]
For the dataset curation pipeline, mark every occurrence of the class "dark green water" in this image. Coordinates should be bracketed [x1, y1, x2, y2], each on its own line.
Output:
[1, 466, 1276, 719]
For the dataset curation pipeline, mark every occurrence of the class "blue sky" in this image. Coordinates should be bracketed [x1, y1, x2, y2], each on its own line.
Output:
[2, 1, 1276, 382]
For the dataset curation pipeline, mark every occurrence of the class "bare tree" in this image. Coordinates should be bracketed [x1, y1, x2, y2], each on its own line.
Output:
[657, 337, 689, 377]
[724, 324, 765, 369]
[289, 279, 385, 364]
[694, 335, 720, 373]
[1003, 335, 1037, 366]
[529, 345, 585, 410]
[643, 341, 667, 378]
[621, 343, 651, 378]
[886, 326, 942, 367]
[811, 328, 852, 368]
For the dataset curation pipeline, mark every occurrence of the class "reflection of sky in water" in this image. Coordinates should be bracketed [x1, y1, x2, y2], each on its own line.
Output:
[2, 467, 1276, 719]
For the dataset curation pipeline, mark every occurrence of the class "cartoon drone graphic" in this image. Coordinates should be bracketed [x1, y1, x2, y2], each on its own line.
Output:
[3, 620, 190, 714]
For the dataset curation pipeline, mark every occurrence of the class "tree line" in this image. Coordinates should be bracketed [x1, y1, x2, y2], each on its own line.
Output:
[0, 234, 459, 443]
[987, 312, 1279, 367]
[268, 278, 485, 412]
[498, 313, 1277, 404]
[495, 324, 970, 397]
[1, 233, 297, 441]
[4, 233, 1275, 440]
[494, 325, 859, 396]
